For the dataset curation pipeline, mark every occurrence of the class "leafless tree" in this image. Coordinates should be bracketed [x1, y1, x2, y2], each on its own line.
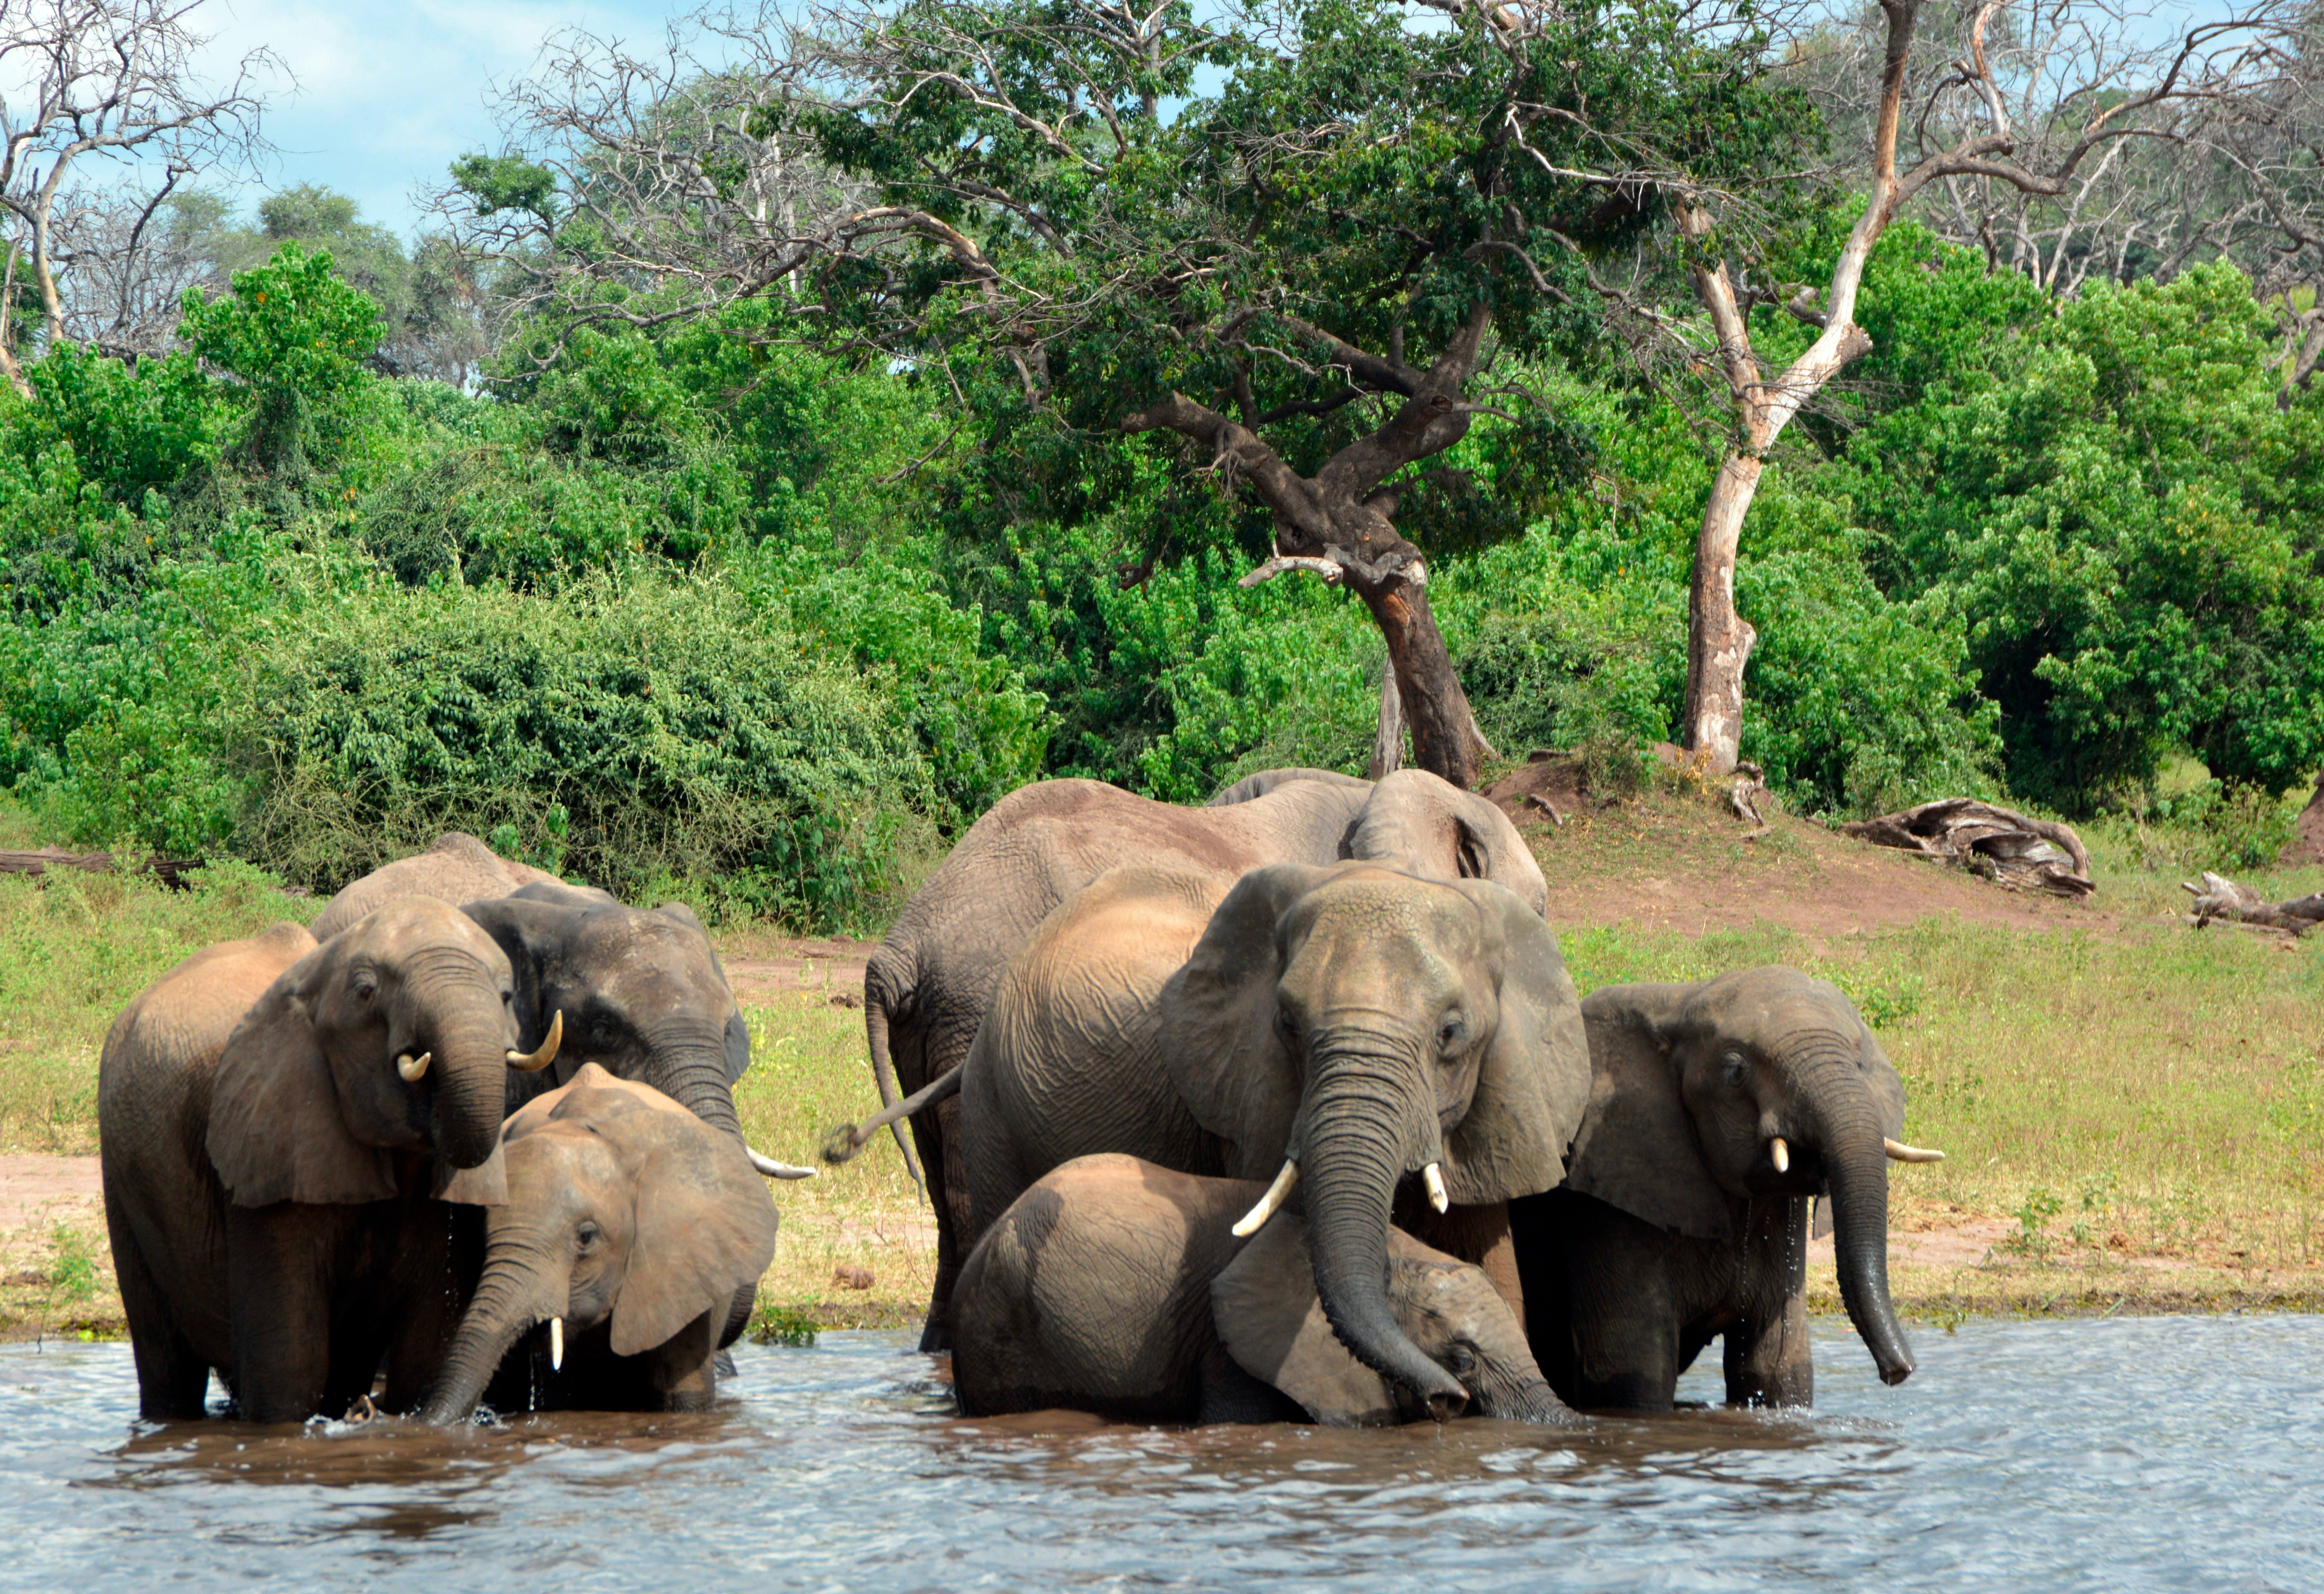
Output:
[0, 0, 276, 391]
[1673, 0, 2300, 774]
[37, 180, 223, 357]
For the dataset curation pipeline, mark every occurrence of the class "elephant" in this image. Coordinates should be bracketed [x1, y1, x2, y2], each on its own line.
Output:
[1205, 767, 1375, 806]
[953, 859, 1589, 1415]
[1508, 966, 1943, 1411]
[423, 1065, 780, 1421]
[852, 768, 1545, 1349]
[99, 898, 562, 1422]
[308, 831, 566, 940]
[954, 1154, 1568, 1424]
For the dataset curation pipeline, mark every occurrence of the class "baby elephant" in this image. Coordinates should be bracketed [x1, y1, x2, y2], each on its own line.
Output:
[424, 1066, 780, 1421]
[953, 1154, 1569, 1426]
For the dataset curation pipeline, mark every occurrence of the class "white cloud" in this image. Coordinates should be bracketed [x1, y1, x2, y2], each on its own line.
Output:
[190, 0, 681, 235]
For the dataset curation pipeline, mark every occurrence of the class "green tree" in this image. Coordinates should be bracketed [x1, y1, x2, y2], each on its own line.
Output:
[179, 242, 383, 479]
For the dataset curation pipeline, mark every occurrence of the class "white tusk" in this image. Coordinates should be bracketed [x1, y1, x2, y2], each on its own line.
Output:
[1769, 1136, 1789, 1174]
[1422, 1161, 1449, 1214]
[1232, 1159, 1300, 1238]
[1884, 1137, 1945, 1163]
[748, 1148, 819, 1180]
[396, 1051, 432, 1083]
[549, 1316, 563, 1372]
[506, 1009, 563, 1073]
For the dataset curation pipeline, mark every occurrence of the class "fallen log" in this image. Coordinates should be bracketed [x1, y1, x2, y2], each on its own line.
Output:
[1839, 799, 2094, 899]
[2182, 872, 2324, 936]
[0, 848, 204, 891]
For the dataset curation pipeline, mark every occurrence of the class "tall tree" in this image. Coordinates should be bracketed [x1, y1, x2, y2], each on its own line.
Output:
[1667, 0, 2300, 773]
[0, 0, 275, 390]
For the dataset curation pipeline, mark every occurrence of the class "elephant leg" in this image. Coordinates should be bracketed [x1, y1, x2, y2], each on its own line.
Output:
[1724, 1195, 1814, 1408]
[225, 1206, 335, 1423]
[108, 1195, 211, 1421]
[1534, 1195, 1685, 1410]
[917, 1091, 969, 1353]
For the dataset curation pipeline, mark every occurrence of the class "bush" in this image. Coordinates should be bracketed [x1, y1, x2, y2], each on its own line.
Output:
[231, 570, 941, 928]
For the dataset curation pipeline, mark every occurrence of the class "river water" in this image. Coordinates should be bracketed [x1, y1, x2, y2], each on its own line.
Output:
[0, 1316, 2317, 1593]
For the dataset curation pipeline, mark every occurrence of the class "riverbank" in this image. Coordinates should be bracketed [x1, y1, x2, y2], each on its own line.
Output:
[4, 782, 2321, 1344]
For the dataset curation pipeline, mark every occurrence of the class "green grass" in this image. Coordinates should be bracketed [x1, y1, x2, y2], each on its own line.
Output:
[0, 862, 320, 1153]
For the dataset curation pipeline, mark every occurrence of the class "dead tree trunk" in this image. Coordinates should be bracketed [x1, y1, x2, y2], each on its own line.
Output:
[1127, 306, 1498, 789]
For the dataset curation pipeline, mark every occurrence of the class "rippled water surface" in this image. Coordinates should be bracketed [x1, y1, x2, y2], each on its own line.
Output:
[2, 1317, 2319, 1592]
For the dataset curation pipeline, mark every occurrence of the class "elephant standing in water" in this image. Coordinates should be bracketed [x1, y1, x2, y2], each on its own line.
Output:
[850, 768, 1545, 1349]
[425, 1066, 780, 1421]
[99, 900, 561, 1421]
[953, 1154, 1569, 1425]
[1510, 967, 1943, 1409]
[953, 859, 1589, 1414]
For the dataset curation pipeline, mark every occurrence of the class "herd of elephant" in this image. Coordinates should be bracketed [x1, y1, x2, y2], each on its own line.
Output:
[95, 767, 1944, 1432]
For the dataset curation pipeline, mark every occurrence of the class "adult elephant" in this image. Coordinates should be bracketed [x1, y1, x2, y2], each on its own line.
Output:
[308, 832, 565, 940]
[425, 1066, 780, 1422]
[99, 899, 561, 1422]
[955, 859, 1589, 1414]
[855, 768, 1543, 1350]
[954, 1154, 1567, 1425]
[1509, 967, 1942, 1410]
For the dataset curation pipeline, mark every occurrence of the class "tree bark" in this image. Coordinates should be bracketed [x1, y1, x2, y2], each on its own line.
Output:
[1368, 657, 1405, 779]
[1353, 568, 1482, 789]
[1681, 451, 1764, 772]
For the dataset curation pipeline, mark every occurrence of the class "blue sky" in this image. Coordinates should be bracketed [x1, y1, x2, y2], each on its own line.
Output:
[193, 0, 688, 236]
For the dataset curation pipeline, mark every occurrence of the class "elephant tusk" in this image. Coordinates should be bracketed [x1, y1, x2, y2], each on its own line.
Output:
[1769, 1136, 1790, 1174]
[506, 1009, 563, 1073]
[396, 1051, 432, 1083]
[1884, 1137, 1946, 1163]
[1231, 1159, 1300, 1238]
[748, 1147, 819, 1181]
[1422, 1161, 1449, 1214]
[550, 1316, 563, 1372]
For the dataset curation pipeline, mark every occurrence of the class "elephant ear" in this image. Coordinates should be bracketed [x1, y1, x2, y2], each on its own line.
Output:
[205, 963, 398, 1209]
[609, 1115, 780, 1356]
[1211, 1215, 1401, 1426]
[1161, 862, 1339, 1177]
[1565, 982, 1732, 1241]
[1437, 881, 1591, 1206]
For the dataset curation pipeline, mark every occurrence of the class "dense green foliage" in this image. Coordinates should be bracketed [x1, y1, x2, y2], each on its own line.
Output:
[0, 3, 2317, 923]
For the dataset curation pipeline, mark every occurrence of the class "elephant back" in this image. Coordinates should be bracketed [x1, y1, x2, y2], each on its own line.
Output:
[310, 833, 564, 941]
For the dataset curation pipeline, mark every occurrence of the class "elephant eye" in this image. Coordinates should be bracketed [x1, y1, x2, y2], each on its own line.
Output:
[349, 972, 377, 1003]
[1721, 1053, 1749, 1087]
[1437, 1015, 1466, 1050]
[575, 1221, 601, 1251]
[1444, 1341, 1479, 1375]
[1274, 1008, 1299, 1045]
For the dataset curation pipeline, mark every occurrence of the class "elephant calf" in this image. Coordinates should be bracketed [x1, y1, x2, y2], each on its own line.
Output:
[1511, 966, 1944, 1411]
[425, 1065, 780, 1421]
[952, 1154, 1571, 1426]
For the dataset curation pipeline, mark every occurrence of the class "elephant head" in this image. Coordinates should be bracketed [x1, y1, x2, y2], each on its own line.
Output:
[1213, 1216, 1567, 1425]
[205, 898, 557, 1207]
[1343, 769, 1548, 918]
[1164, 861, 1589, 1415]
[1567, 966, 1926, 1386]
[464, 884, 753, 1140]
[424, 1064, 780, 1423]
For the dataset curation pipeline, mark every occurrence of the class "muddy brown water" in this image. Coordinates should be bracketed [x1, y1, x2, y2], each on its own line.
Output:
[1, 1318, 2318, 1591]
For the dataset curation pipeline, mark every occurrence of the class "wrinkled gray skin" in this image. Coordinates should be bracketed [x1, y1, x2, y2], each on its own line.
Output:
[861, 770, 1543, 1351]
[1510, 967, 1917, 1410]
[959, 860, 1588, 1416]
[309, 832, 565, 940]
[465, 882, 769, 1349]
[424, 1066, 780, 1423]
[955, 1154, 1567, 1425]
[99, 901, 528, 1422]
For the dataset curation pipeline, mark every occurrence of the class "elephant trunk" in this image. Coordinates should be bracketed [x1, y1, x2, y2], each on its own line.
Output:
[1300, 1043, 1471, 1417]
[642, 1024, 744, 1139]
[1471, 1366, 1570, 1424]
[1804, 1071, 1914, 1386]
[422, 1233, 564, 1424]
[410, 952, 521, 1171]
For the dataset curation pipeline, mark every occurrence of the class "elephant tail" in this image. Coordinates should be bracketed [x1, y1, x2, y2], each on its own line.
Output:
[827, 1061, 960, 1180]
[862, 948, 926, 1198]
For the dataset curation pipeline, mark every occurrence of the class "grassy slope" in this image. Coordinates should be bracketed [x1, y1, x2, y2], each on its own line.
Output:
[4, 785, 2322, 1341]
